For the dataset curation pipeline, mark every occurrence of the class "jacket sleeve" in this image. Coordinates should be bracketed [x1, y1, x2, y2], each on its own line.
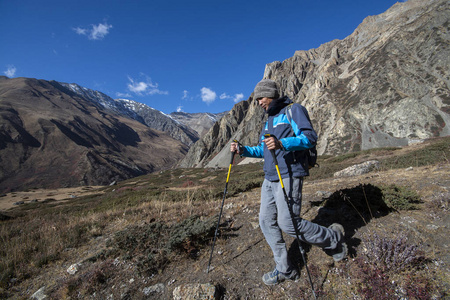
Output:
[280, 104, 317, 151]
[241, 134, 265, 158]
[242, 144, 264, 158]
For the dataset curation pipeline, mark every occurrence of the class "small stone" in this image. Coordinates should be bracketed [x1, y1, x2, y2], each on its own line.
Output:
[67, 263, 80, 275]
[316, 191, 332, 198]
[173, 283, 218, 300]
[143, 283, 165, 296]
[31, 286, 47, 300]
[333, 160, 380, 178]
[250, 221, 260, 229]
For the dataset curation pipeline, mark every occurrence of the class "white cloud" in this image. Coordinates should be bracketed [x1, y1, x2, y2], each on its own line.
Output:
[73, 27, 87, 35]
[218, 92, 245, 103]
[4, 65, 16, 77]
[91, 23, 113, 40]
[126, 75, 168, 96]
[233, 93, 244, 103]
[73, 22, 112, 40]
[201, 87, 216, 104]
[128, 80, 148, 93]
[176, 106, 184, 112]
[182, 90, 189, 100]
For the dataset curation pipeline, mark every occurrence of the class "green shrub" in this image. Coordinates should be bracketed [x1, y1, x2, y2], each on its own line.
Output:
[380, 184, 422, 210]
[108, 215, 218, 275]
[382, 138, 449, 169]
[167, 215, 217, 251]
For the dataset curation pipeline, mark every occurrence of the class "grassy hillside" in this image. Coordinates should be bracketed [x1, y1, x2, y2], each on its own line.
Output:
[0, 137, 449, 299]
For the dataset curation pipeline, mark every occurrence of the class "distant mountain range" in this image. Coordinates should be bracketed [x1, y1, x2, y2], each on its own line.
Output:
[0, 77, 225, 192]
[59, 82, 226, 146]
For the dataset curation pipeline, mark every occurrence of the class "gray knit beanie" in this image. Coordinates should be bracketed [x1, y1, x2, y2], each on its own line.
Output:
[253, 79, 279, 100]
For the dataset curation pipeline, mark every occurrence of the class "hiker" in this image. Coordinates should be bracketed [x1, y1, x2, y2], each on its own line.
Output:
[230, 79, 347, 285]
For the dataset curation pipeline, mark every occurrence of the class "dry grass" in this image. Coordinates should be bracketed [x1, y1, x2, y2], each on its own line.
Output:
[0, 136, 449, 299]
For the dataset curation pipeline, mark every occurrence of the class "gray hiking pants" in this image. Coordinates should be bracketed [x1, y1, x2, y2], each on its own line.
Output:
[259, 177, 340, 275]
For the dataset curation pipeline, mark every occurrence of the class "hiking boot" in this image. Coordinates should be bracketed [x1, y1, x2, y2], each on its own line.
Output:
[326, 223, 348, 262]
[262, 268, 299, 285]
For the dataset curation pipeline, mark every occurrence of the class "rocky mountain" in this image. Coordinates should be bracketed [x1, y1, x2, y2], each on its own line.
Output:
[180, 0, 450, 168]
[115, 98, 201, 146]
[60, 83, 201, 146]
[169, 111, 227, 138]
[178, 100, 259, 168]
[0, 77, 188, 193]
[58, 83, 144, 122]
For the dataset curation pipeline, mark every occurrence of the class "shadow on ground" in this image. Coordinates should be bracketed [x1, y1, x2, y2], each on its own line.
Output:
[288, 183, 393, 265]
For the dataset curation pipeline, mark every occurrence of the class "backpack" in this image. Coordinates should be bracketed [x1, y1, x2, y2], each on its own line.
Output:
[285, 104, 319, 169]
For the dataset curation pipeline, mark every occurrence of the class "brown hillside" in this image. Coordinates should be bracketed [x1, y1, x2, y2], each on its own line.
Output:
[0, 137, 448, 299]
[0, 77, 188, 193]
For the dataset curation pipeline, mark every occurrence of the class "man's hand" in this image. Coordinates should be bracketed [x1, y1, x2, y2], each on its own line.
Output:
[230, 142, 241, 154]
[264, 136, 283, 150]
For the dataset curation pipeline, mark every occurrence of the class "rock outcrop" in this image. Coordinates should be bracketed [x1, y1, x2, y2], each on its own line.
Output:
[333, 160, 381, 178]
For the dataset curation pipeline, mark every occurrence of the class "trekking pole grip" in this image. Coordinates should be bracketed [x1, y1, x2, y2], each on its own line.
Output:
[230, 150, 236, 165]
[264, 133, 280, 164]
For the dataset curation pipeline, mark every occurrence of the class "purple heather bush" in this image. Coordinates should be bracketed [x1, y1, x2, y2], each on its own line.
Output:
[362, 233, 425, 272]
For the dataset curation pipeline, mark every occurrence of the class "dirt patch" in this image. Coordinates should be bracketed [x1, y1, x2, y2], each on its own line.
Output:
[199, 176, 218, 182]
[167, 185, 207, 191]
[0, 186, 104, 211]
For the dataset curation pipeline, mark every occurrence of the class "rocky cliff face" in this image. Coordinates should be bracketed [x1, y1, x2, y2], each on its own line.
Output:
[181, 0, 450, 168]
[0, 77, 188, 192]
[169, 111, 227, 138]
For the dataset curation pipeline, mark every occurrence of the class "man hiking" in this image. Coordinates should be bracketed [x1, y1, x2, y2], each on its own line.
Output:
[231, 79, 347, 285]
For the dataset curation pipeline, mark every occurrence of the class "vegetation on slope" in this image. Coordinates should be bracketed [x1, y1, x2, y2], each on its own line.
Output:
[0, 137, 449, 299]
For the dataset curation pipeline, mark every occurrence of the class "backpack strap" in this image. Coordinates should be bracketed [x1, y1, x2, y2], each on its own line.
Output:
[285, 104, 295, 136]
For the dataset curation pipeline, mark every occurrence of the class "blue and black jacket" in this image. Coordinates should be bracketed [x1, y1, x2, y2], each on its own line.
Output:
[241, 96, 317, 180]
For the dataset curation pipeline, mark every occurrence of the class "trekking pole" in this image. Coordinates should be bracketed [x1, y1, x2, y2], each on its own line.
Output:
[264, 134, 317, 299]
[206, 143, 237, 273]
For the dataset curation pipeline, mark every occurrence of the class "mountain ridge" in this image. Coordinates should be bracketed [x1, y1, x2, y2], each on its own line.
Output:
[59, 81, 225, 146]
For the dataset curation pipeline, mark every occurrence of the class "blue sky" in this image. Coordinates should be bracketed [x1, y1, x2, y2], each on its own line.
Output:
[1, 0, 401, 114]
